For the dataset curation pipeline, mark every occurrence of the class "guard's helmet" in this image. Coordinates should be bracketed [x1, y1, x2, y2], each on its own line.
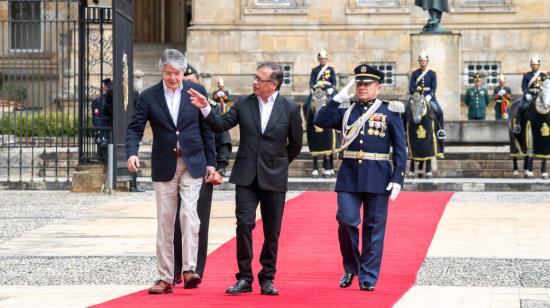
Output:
[418, 50, 429, 61]
[498, 73, 506, 82]
[530, 54, 541, 65]
[318, 48, 328, 59]
[217, 78, 225, 86]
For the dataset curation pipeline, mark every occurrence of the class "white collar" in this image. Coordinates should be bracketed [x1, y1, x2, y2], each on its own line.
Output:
[162, 81, 183, 94]
[258, 91, 279, 105]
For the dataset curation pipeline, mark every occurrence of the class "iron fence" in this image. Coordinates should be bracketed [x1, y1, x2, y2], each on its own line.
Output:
[0, 0, 112, 182]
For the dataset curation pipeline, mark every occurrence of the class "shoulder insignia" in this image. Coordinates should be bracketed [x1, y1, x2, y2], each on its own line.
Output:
[430, 68, 436, 72]
[386, 100, 405, 113]
[524, 70, 529, 74]
[208, 98, 218, 107]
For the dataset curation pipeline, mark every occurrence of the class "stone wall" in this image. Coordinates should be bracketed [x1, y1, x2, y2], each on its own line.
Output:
[186, 0, 550, 107]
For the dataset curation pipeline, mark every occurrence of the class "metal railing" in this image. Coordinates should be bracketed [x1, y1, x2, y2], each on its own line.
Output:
[0, 1, 112, 183]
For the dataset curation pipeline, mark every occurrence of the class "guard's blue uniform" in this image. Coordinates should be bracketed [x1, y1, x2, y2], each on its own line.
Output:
[309, 64, 337, 91]
[314, 89, 407, 286]
[409, 68, 443, 123]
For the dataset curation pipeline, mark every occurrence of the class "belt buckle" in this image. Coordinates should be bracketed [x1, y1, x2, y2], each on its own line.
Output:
[356, 152, 365, 159]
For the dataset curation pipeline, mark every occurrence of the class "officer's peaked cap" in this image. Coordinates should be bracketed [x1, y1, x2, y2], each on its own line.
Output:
[354, 64, 384, 83]
[184, 64, 198, 76]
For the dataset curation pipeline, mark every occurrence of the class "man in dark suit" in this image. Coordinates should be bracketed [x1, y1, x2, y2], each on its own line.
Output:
[188, 62, 303, 295]
[126, 49, 216, 294]
[173, 64, 232, 286]
[314, 64, 407, 291]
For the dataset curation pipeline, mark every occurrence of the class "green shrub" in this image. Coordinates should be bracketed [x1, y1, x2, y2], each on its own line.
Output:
[0, 114, 78, 137]
[1, 82, 28, 102]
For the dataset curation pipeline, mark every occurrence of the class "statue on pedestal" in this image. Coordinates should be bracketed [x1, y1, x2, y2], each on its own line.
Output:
[415, 0, 449, 33]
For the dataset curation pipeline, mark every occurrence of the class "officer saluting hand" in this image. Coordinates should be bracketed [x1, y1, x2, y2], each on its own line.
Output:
[314, 64, 407, 291]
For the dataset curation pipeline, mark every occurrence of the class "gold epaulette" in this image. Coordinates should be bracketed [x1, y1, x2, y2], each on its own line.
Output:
[386, 100, 405, 113]
[523, 70, 529, 74]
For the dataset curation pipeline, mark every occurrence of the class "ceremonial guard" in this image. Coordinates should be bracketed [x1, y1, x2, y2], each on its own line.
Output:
[464, 73, 490, 120]
[211, 78, 230, 114]
[515, 55, 548, 133]
[304, 49, 338, 177]
[409, 50, 446, 152]
[91, 78, 113, 162]
[314, 64, 407, 291]
[493, 73, 512, 120]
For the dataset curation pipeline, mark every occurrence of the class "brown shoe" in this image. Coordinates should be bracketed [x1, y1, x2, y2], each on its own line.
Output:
[183, 271, 202, 289]
[148, 280, 173, 294]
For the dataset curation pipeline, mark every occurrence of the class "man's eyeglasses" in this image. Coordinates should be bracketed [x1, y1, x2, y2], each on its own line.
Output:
[163, 71, 182, 78]
[253, 75, 274, 84]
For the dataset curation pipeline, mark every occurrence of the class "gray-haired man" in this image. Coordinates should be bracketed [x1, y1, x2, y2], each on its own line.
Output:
[126, 49, 216, 294]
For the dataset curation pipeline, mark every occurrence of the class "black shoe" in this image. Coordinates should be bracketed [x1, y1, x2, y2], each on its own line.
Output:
[173, 273, 182, 285]
[359, 281, 375, 291]
[260, 280, 279, 296]
[226, 279, 252, 294]
[339, 272, 355, 288]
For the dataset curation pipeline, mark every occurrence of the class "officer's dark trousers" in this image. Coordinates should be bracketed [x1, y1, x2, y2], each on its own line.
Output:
[235, 176, 286, 284]
[174, 182, 213, 278]
[337, 192, 389, 286]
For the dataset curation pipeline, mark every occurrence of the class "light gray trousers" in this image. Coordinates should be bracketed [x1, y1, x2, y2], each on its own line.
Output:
[153, 158, 203, 283]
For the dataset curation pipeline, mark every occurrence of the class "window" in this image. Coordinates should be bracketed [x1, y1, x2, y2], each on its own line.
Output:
[244, 0, 306, 15]
[279, 63, 293, 87]
[366, 62, 396, 87]
[356, 0, 400, 6]
[256, 0, 295, 5]
[451, 0, 515, 13]
[9, 0, 43, 51]
[346, 0, 409, 15]
[464, 62, 501, 86]
[459, 0, 504, 4]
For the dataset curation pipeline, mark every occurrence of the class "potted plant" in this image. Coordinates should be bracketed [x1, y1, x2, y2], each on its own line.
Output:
[1, 82, 27, 110]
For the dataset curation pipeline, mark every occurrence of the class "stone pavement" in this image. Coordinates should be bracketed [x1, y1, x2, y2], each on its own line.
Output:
[0, 191, 549, 307]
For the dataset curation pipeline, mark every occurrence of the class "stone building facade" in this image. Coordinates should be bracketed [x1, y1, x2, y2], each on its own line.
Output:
[185, 0, 550, 112]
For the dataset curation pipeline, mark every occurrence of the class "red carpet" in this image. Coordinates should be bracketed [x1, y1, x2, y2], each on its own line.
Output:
[92, 191, 453, 308]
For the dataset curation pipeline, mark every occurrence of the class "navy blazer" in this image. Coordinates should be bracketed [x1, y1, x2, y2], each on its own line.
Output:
[314, 99, 407, 194]
[126, 81, 216, 181]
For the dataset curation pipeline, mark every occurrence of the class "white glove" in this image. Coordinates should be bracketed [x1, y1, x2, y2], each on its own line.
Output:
[425, 94, 432, 102]
[333, 78, 355, 103]
[386, 182, 402, 201]
[216, 90, 225, 98]
[327, 88, 335, 95]
[498, 89, 506, 97]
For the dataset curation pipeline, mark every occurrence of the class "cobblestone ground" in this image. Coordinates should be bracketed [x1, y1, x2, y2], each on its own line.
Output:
[0, 191, 549, 308]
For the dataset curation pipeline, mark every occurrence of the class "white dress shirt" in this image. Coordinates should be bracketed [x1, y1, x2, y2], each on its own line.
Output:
[163, 81, 183, 126]
[199, 91, 279, 134]
[258, 91, 278, 133]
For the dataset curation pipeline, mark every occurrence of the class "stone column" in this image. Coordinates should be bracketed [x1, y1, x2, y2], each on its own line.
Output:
[410, 33, 462, 121]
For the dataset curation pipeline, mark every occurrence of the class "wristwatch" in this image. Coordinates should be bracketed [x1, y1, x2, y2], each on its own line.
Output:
[216, 168, 226, 177]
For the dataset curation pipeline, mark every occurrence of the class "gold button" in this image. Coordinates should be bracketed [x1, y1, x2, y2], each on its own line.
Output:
[176, 131, 180, 135]
[358, 160, 363, 164]
[173, 148, 177, 152]
[360, 131, 365, 135]
[359, 140, 363, 144]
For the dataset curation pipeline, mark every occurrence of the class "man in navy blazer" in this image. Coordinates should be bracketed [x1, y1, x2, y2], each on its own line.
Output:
[126, 49, 216, 294]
